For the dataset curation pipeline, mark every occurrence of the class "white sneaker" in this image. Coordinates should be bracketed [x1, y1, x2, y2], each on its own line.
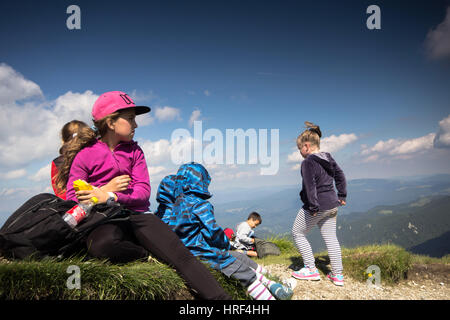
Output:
[291, 266, 321, 281]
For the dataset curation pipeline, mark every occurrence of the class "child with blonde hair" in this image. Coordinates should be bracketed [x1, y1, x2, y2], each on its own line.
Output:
[291, 122, 347, 286]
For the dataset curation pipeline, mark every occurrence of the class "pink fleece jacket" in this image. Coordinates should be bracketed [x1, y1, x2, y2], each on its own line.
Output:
[66, 139, 151, 212]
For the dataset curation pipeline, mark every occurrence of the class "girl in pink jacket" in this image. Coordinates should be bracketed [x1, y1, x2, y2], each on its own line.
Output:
[60, 91, 230, 300]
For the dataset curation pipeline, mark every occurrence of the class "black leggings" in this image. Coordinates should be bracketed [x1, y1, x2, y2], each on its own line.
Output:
[86, 213, 231, 300]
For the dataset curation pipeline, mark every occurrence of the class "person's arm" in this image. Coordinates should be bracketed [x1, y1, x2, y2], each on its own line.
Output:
[114, 146, 151, 207]
[100, 175, 131, 193]
[66, 154, 89, 203]
[333, 160, 347, 202]
[194, 201, 230, 250]
[301, 160, 320, 213]
[50, 161, 58, 194]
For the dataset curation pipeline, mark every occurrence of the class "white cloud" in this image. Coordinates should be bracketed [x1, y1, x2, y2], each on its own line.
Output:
[137, 113, 155, 126]
[361, 133, 435, 162]
[0, 169, 27, 180]
[140, 136, 198, 170]
[320, 133, 358, 153]
[29, 164, 51, 182]
[287, 132, 357, 168]
[140, 138, 172, 165]
[53, 90, 98, 123]
[154, 106, 181, 122]
[204, 90, 211, 97]
[0, 63, 43, 104]
[0, 87, 98, 167]
[189, 109, 202, 127]
[433, 114, 450, 148]
[287, 149, 302, 163]
[209, 165, 257, 182]
[129, 89, 158, 104]
[425, 7, 450, 60]
[148, 166, 166, 176]
[0, 185, 52, 199]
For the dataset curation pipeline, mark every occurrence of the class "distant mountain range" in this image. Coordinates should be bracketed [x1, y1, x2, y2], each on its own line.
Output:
[329, 195, 450, 257]
[213, 174, 450, 257]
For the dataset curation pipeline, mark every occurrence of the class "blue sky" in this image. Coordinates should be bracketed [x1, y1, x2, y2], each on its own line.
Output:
[0, 0, 450, 215]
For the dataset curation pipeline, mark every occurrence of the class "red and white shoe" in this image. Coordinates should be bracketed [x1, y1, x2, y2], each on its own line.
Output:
[327, 273, 344, 286]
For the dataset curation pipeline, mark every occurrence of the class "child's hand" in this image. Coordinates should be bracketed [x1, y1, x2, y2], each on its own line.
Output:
[75, 187, 109, 204]
[100, 175, 131, 192]
[339, 199, 346, 206]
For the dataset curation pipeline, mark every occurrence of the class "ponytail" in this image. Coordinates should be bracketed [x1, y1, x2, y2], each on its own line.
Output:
[297, 121, 322, 148]
[304, 121, 322, 138]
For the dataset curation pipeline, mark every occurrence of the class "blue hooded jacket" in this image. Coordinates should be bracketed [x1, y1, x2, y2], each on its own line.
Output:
[155, 174, 176, 220]
[162, 162, 236, 270]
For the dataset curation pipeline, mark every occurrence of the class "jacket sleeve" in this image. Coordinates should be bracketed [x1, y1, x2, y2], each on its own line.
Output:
[51, 161, 66, 200]
[235, 222, 254, 245]
[301, 160, 320, 213]
[115, 146, 151, 207]
[65, 154, 90, 202]
[194, 201, 230, 250]
[333, 160, 347, 200]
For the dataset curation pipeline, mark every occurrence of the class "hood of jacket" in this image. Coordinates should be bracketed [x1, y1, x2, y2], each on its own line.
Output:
[156, 174, 176, 206]
[174, 162, 212, 199]
[308, 152, 336, 176]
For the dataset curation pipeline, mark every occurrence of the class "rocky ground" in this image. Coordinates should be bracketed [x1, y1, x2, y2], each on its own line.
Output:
[265, 263, 449, 300]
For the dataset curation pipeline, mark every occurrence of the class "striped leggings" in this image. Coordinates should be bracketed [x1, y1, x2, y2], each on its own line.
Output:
[291, 207, 343, 275]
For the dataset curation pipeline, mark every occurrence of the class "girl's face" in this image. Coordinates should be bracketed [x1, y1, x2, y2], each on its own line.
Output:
[109, 109, 138, 141]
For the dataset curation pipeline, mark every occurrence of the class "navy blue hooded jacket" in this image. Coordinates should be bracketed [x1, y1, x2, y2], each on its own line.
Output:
[300, 152, 347, 213]
[155, 174, 176, 219]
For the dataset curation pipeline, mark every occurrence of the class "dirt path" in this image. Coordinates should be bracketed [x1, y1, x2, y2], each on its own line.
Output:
[265, 263, 450, 300]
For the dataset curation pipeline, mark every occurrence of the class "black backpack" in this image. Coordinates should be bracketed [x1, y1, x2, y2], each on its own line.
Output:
[254, 238, 281, 258]
[0, 193, 131, 260]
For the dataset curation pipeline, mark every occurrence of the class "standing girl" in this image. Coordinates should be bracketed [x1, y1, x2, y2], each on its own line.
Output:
[64, 91, 231, 300]
[291, 121, 347, 286]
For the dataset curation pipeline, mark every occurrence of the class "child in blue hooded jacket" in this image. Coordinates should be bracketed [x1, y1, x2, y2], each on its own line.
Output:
[156, 163, 294, 300]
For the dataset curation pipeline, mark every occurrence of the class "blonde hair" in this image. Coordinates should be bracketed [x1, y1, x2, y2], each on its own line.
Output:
[296, 121, 322, 149]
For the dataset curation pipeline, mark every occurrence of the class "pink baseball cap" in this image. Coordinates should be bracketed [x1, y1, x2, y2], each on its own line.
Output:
[92, 91, 151, 121]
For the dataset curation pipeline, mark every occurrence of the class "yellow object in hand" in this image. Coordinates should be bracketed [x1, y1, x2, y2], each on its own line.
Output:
[73, 179, 99, 204]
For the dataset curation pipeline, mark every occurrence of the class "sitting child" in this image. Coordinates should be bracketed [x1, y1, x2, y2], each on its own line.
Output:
[155, 164, 293, 300]
[224, 227, 258, 257]
[234, 212, 262, 256]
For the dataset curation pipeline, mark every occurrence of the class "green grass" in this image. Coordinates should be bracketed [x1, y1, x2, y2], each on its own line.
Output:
[1, 237, 448, 299]
[0, 255, 248, 300]
[253, 236, 442, 285]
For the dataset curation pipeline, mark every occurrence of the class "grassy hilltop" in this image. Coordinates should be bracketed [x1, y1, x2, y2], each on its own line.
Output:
[1, 239, 448, 300]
